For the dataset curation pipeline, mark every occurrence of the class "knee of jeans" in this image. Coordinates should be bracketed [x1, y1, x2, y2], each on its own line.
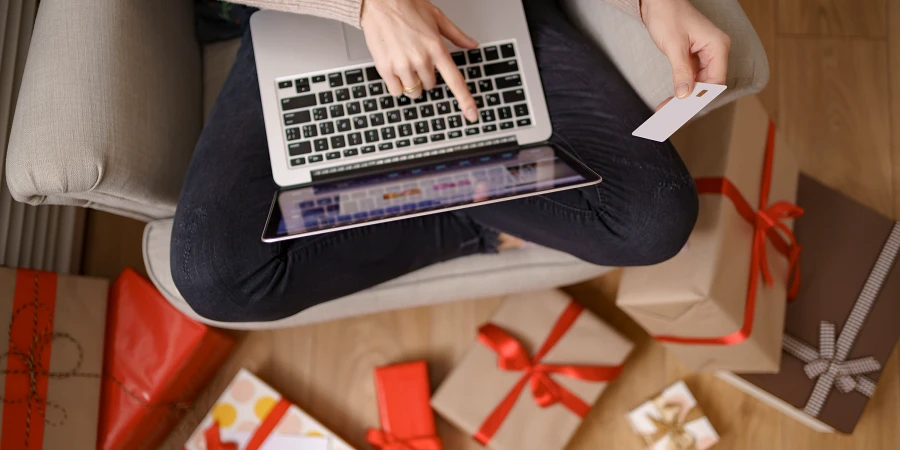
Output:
[170, 211, 291, 323]
[605, 177, 699, 267]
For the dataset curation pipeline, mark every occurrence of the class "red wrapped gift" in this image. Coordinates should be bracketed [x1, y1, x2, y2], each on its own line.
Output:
[366, 361, 442, 450]
[97, 268, 236, 450]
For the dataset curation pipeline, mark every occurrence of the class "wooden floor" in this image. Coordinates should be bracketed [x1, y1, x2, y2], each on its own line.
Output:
[82, 0, 900, 448]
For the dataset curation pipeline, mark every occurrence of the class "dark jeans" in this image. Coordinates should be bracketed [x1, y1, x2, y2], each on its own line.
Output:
[171, 0, 698, 322]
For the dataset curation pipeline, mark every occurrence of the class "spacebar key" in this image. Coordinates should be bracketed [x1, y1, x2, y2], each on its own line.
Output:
[484, 60, 519, 76]
[281, 94, 317, 111]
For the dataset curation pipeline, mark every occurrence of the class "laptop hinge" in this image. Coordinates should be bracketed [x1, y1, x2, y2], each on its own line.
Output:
[307, 136, 519, 185]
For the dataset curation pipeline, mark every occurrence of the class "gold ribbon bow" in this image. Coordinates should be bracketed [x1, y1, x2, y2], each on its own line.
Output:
[642, 397, 704, 450]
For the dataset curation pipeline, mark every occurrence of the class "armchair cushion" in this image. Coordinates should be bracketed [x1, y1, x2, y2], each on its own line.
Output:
[562, 0, 769, 113]
[143, 219, 611, 330]
[5, 0, 202, 221]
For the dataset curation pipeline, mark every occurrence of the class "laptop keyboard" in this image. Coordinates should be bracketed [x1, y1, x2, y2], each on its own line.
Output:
[276, 40, 534, 169]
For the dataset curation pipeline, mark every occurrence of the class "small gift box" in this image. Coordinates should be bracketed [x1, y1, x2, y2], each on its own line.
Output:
[0, 268, 108, 449]
[718, 175, 900, 433]
[98, 268, 236, 450]
[184, 368, 356, 450]
[618, 95, 801, 372]
[366, 361, 442, 449]
[431, 289, 633, 450]
[628, 381, 719, 450]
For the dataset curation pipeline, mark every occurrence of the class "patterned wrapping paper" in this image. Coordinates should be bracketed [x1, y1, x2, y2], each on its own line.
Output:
[628, 381, 719, 450]
[617, 96, 800, 373]
[719, 175, 900, 434]
[0, 268, 108, 450]
[431, 289, 633, 450]
[184, 369, 356, 450]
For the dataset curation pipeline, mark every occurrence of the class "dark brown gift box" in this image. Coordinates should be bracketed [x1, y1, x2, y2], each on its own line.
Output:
[718, 174, 900, 434]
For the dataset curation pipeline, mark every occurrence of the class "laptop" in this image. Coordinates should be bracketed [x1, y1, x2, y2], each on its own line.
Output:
[250, 0, 602, 242]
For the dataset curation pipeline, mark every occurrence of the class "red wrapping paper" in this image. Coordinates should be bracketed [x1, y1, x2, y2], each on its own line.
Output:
[366, 361, 442, 450]
[97, 268, 235, 450]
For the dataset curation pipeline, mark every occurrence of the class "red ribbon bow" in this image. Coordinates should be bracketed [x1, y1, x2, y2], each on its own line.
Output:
[473, 301, 623, 445]
[655, 121, 802, 346]
[366, 429, 443, 450]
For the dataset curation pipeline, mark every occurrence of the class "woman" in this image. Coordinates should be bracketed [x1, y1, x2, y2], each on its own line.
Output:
[172, 0, 731, 322]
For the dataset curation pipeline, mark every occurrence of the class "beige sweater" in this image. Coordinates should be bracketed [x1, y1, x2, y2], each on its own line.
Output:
[234, 0, 640, 29]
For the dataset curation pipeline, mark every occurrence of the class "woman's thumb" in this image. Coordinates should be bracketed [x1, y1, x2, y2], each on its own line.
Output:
[667, 45, 695, 99]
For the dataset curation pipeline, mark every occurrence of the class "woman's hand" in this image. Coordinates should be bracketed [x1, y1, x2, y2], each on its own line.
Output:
[360, 0, 480, 122]
[641, 0, 731, 105]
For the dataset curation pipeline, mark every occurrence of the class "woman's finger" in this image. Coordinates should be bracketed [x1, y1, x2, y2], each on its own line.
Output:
[433, 8, 478, 49]
[395, 62, 424, 99]
[697, 37, 730, 85]
[415, 53, 438, 91]
[434, 52, 478, 122]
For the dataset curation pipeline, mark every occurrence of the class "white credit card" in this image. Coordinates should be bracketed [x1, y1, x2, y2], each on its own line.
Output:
[632, 83, 727, 142]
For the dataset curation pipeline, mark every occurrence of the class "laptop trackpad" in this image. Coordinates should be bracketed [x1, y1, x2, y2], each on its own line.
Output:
[342, 24, 372, 61]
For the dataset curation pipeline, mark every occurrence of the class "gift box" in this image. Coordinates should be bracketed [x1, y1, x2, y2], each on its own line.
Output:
[366, 361, 442, 449]
[98, 268, 236, 450]
[184, 368, 356, 450]
[617, 96, 801, 372]
[0, 268, 108, 449]
[431, 289, 633, 450]
[627, 380, 719, 450]
[717, 175, 900, 433]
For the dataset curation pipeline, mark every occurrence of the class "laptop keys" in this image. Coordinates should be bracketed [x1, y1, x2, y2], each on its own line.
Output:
[347, 101, 362, 115]
[370, 113, 385, 126]
[288, 142, 312, 156]
[284, 110, 311, 126]
[331, 135, 346, 149]
[380, 96, 395, 109]
[319, 91, 335, 104]
[295, 78, 310, 93]
[328, 73, 343, 87]
[353, 116, 368, 129]
[495, 75, 522, 89]
[327, 151, 341, 160]
[313, 107, 327, 121]
[500, 121, 514, 129]
[337, 119, 351, 132]
[309, 154, 324, 163]
[349, 132, 362, 146]
[345, 69, 364, 84]
[381, 126, 396, 140]
[379, 142, 394, 151]
[467, 49, 483, 63]
[502, 89, 526, 104]
[498, 107, 512, 120]
[500, 43, 515, 58]
[364, 99, 378, 112]
[484, 46, 499, 61]
[290, 157, 306, 166]
[399, 124, 413, 137]
[386, 110, 402, 123]
[403, 108, 418, 121]
[330, 104, 345, 117]
[515, 104, 529, 117]
[436, 102, 451, 115]
[314, 138, 329, 151]
[362, 145, 377, 153]
[352, 86, 367, 99]
[285, 127, 301, 141]
[344, 148, 359, 157]
[365, 130, 379, 143]
[484, 60, 518, 77]
[370, 83, 385, 96]
[451, 51, 466, 66]
[319, 121, 335, 135]
[278, 80, 293, 89]
[281, 94, 317, 111]
[303, 125, 318, 138]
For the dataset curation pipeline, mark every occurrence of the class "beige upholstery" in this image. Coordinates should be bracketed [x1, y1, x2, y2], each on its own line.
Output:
[144, 219, 610, 329]
[5, 0, 202, 221]
[564, 0, 768, 113]
[5, 0, 769, 329]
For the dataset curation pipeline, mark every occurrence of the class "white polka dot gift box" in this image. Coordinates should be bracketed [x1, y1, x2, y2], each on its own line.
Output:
[183, 368, 355, 450]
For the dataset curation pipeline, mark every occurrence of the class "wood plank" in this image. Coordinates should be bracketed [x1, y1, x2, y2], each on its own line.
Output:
[80, 210, 148, 279]
[890, 0, 900, 219]
[777, 0, 886, 38]
[738, 0, 778, 118]
[777, 37, 893, 217]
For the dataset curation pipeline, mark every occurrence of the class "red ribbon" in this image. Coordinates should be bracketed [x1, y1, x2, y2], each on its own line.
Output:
[203, 398, 291, 450]
[366, 429, 443, 450]
[654, 121, 802, 346]
[473, 301, 623, 445]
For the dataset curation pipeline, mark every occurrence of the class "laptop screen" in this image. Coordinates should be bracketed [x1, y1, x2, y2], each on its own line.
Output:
[263, 144, 601, 241]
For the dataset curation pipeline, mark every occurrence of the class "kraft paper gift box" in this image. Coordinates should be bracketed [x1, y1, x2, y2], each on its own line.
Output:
[718, 175, 900, 434]
[627, 380, 719, 450]
[366, 361, 442, 449]
[184, 368, 356, 450]
[431, 289, 633, 450]
[617, 96, 800, 373]
[0, 268, 108, 450]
